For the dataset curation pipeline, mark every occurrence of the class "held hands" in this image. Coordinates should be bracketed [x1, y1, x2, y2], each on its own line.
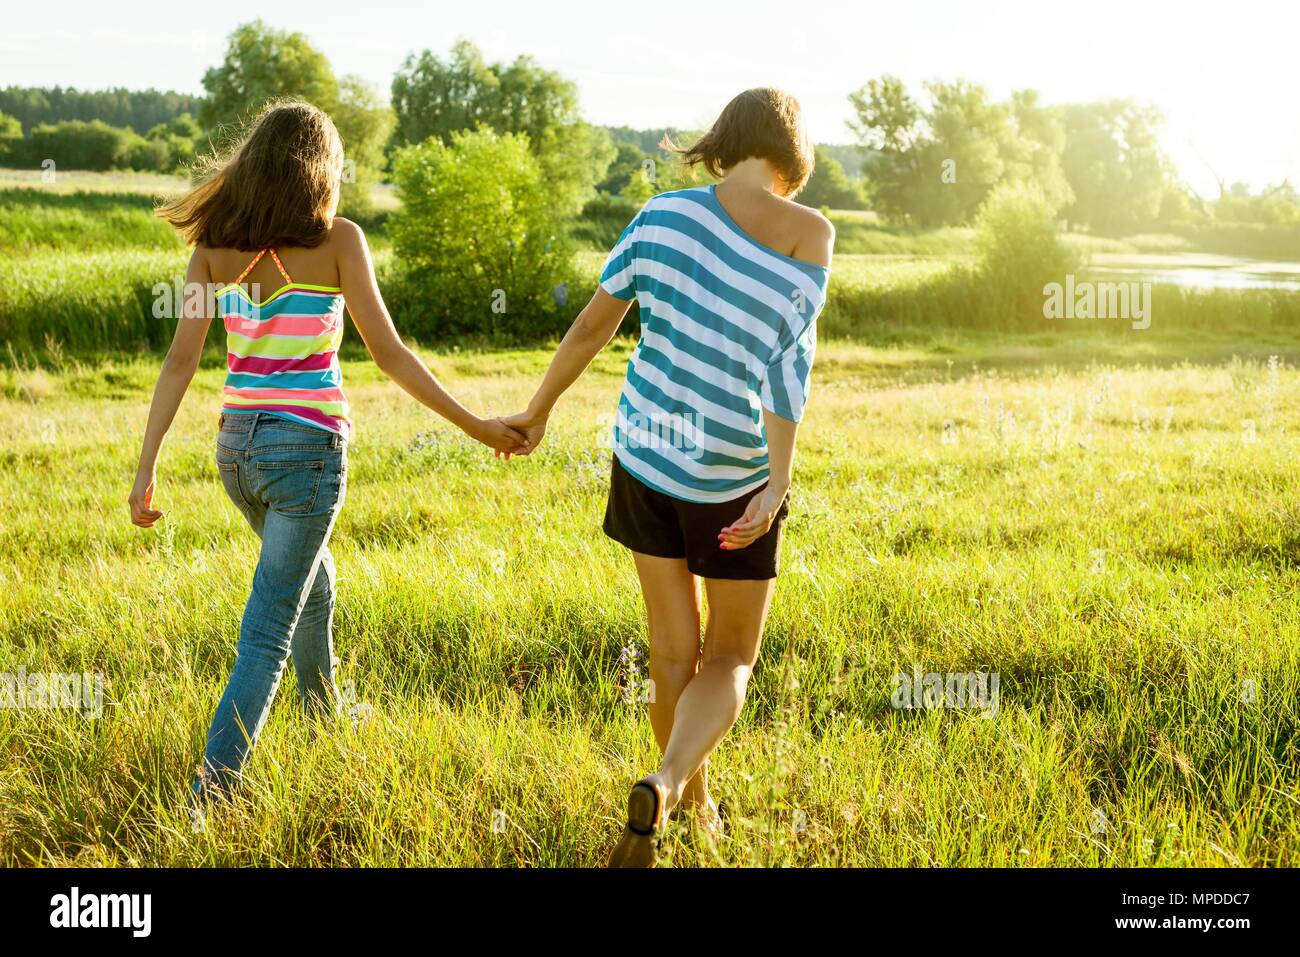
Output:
[471, 416, 532, 459]
[719, 485, 787, 550]
[129, 470, 163, 528]
[498, 409, 549, 456]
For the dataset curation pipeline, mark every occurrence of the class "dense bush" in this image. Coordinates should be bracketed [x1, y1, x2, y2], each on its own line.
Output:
[1170, 222, 1300, 261]
[388, 129, 577, 340]
[571, 193, 640, 251]
[0, 111, 21, 163]
[971, 181, 1078, 322]
[14, 120, 140, 172]
[6, 117, 198, 174]
[797, 147, 868, 210]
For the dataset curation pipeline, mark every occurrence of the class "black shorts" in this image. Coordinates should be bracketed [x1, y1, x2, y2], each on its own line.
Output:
[602, 455, 790, 580]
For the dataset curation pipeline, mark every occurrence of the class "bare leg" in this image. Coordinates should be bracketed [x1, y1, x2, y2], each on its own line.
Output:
[647, 577, 776, 814]
[631, 552, 711, 810]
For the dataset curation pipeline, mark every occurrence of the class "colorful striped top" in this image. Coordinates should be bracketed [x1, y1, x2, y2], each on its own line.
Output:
[215, 247, 350, 436]
[599, 185, 829, 504]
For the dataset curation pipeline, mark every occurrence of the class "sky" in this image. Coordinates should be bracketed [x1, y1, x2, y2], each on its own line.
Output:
[2, 0, 1296, 197]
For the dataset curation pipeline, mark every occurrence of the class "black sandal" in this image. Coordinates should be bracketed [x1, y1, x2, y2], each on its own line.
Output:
[607, 777, 666, 868]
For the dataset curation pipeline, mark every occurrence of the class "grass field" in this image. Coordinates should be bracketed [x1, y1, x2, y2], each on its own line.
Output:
[0, 170, 1297, 867]
[1, 328, 1297, 866]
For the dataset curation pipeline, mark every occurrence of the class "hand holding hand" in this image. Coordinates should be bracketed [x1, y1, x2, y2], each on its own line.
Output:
[471, 416, 532, 458]
[719, 485, 787, 550]
[129, 471, 163, 528]
[499, 409, 549, 456]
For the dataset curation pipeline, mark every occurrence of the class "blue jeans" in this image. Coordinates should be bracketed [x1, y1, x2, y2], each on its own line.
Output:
[195, 411, 347, 800]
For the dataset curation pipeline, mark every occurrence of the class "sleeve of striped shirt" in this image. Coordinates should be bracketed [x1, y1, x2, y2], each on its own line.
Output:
[760, 317, 817, 422]
[598, 204, 645, 300]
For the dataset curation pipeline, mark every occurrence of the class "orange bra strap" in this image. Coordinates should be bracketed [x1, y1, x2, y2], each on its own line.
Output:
[266, 247, 293, 284]
[233, 249, 267, 285]
[232, 248, 294, 286]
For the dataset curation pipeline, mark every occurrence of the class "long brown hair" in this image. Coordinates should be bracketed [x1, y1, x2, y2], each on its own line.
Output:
[668, 87, 815, 195]
[158, 100, 343, 250]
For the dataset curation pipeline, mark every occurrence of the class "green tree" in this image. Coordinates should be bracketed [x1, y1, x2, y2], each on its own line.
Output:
[390, 40, 613, 215]
[332, 75, 396, 219]
[389, 129, 574, 339]
[21, 120, 135, 170]
[0, 111, 22, 163]
[145, 112, 201, 172]
[850, 76, 1082, 227]
[0, 85, 200, 133]
[390, 40, 498, 146]
[999, 90, 1073, 215]
[1213, 180, 1300, 225]
[199, 20, 338, 137]
[847, 76, 922, 223]
[1059, 101, 1175, 233]
[798, 147, 866, 210]
[597, 141, 652, 195]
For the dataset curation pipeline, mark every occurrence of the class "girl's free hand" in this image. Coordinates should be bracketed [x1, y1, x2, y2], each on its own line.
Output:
[719, 485, 787, 550]
[129, 471, 163, 528]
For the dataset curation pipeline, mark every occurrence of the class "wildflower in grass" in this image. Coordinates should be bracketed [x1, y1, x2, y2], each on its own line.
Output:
[348, 701, 375, 730]
[1090, 807, 1108, 836]
[617, 644, 643, 706]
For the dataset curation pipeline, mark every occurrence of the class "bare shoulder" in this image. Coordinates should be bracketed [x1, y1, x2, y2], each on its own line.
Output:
[781, 199, 834, 267]
[327, 216, 366, 247]
[325, 217, 372, 271]
[789, 200, 834, 238]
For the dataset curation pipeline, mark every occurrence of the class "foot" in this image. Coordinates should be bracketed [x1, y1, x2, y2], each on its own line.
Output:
[607, 777, 669, 868]
[672, 797, 727, 838]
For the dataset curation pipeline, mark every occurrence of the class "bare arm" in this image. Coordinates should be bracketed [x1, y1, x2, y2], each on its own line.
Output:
[500, 288, 634, 449]
[129, 249, 215, 527]
[334, 218, 528, 455]
[721, 211, 831, 549]
[720, 409, 798, 550]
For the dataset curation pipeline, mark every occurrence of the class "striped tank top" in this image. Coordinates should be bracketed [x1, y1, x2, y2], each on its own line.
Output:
[215, 247, 350, 436]
[599, 185, 829, 504]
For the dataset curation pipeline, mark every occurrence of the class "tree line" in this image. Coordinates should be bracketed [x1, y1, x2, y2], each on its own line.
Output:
[1, 19, 1294, 237]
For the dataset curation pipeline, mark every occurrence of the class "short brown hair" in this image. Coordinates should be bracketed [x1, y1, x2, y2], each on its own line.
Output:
[670, 88, 814, 194]
[158, 100, 343, 250]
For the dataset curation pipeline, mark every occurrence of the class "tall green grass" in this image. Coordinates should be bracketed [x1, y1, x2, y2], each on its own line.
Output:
[819, 257, 1300, 340]
[0, 341, 1296, 865]
[0, 187, 183, 252]
[6, 245, 1299, 353]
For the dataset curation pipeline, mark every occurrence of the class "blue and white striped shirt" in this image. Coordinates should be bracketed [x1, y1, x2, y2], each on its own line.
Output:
[599, 185, 829, 504]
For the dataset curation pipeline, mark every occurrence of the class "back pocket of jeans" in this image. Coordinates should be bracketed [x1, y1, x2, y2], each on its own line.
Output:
[255, 460, 325, 514]
[216, 460, 252, 511]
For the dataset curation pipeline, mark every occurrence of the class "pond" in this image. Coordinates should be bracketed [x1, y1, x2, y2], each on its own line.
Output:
[1087, 253, 1300, 292]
